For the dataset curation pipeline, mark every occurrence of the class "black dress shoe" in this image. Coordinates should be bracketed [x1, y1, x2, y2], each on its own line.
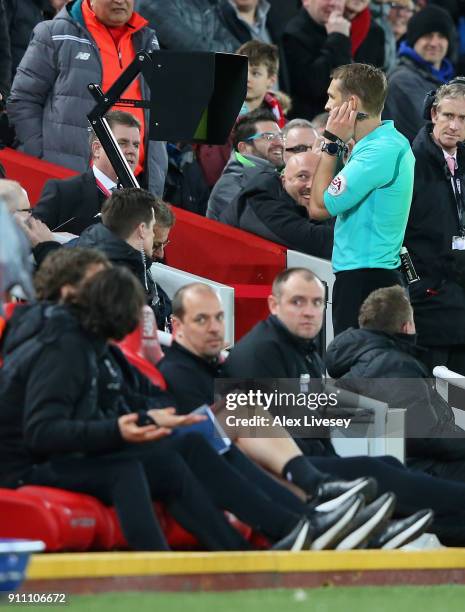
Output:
[367, 509, 434, 549]
[271, 517, 313, 551]
[334, 492, 396, 550]
[310, 477, 378, 512]
[310, 494, 364, 550]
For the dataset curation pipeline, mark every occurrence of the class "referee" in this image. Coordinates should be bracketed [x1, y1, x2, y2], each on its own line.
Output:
[309, 63, 415, 335]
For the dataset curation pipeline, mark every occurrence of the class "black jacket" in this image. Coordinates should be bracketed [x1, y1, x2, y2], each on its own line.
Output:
[158, 340, 222, 413]
[33, 170, 105, 235]
[217, 0, 291, 92]
[282, 8, 352, 120]
[76, 223, 171, 332]
[0, 303, 122, 487]
[0, 0, 11, 101]
[326, 327, 465, 461]
[405, 124, 465, 346]
[223, 315, 336, 456]
[220, 169, 333, 259]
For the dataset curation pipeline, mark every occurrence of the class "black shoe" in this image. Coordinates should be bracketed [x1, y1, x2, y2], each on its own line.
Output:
[367, 509, 434, 550]
[271, 517, 313, 551]
[310, 494, 364, 550]
[335, 492, 396, 550]
[310, 477, 378, 512]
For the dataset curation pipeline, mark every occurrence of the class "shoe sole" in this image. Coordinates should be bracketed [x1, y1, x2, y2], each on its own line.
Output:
[310, 496, 363, 550]
[314, 478, 376, 513]
[291, 521, 311, 552]
[382, 512, 434, 550]
[335, 494, 396, 550]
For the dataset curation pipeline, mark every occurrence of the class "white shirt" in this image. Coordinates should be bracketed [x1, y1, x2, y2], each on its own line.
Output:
[92, 165, 117, 193]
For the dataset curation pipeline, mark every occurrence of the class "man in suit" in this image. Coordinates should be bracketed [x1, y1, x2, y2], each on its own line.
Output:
[33, 110, 141, 235]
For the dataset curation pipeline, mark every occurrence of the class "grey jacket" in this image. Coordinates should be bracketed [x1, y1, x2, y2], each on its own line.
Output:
[7, 0, 167, 196]
[207, 151, 273, 221]
[135, 0, 240, 52]
[383, 57, 442, 144]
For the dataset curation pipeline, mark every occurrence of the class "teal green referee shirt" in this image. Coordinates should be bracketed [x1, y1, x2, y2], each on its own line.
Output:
[323, 120, 415, 273]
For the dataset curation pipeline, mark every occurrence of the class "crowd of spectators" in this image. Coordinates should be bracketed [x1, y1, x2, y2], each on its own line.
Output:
[3, 0, 465, 553]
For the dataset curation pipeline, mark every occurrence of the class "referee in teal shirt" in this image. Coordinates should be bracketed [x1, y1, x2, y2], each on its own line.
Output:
[309, 63, 415, 335]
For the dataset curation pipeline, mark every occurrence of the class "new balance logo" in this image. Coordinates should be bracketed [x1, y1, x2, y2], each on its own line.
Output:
[75, 52, 90, 60]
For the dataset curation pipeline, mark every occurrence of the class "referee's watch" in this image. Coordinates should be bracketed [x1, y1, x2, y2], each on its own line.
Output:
[321, 141, 342, 156]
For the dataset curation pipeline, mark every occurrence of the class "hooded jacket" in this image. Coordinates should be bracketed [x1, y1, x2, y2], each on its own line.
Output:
[405, 124, 465, 347]
[75, 223, 171, 331]
[219, 168, 334, 259]
[384, 47, 454, 143]
[7, 0, 167, 196]
[207, 151, 273, 221]
[326, 327, 465, 461]
[76, 222, 155, 303]
[0, 303, 122, 487]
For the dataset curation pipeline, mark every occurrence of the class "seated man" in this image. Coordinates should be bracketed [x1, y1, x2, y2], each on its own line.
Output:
[223, 267, 465, 546]
[2, 247, 380, 552]
[283, 119, 321, 164]
[33, 111, 141, 236]
[76, 188, 169, 330]
[207, 109, 283, 221]
[158, 281, 438, 548]
[326, 285, 465, 482]
[220, 151, 333, 259]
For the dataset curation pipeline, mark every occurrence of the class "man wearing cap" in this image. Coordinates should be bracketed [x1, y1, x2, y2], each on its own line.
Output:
[384, 4, 455, 143]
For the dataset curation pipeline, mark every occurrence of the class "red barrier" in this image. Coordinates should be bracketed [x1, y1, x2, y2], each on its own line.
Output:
[0, 148, 77, 204]
[1, 150, 286, 339]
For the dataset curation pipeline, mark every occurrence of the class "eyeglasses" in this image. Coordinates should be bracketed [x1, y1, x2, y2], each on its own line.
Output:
[388, 2, 414, 12]
[153, 239, 170, 251]
[246, 131, 284, 142]
[284, 144, 314, 154]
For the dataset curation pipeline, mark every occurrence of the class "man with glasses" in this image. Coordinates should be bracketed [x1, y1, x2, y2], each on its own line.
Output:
[220, 151, 333, 259]
[283, 118, 321, 164]
[151, 198, 175, 332]
[206, 108, 283, 221]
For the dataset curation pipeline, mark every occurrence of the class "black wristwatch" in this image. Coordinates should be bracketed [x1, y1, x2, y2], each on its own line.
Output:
[323, 130, 346, 148]
[321, 141, 342, 156]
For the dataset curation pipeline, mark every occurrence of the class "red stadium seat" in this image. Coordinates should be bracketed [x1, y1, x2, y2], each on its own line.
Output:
[0, 488, 62, 551]
[17, 487, 98, 551]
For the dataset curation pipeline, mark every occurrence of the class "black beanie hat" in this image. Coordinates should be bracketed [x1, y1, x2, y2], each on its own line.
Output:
[406, 5, 454, 48]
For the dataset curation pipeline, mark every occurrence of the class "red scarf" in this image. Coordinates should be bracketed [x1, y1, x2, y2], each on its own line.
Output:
[350, 7, 371, 57]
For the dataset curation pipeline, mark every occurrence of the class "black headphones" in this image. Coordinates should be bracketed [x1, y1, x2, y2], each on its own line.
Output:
[422, 77, 465, 120]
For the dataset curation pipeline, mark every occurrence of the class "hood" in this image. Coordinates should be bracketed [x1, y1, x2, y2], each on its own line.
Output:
[77, 223, 143, 268]
[2, 303, 79, 357]
[326, 328, 403, 378]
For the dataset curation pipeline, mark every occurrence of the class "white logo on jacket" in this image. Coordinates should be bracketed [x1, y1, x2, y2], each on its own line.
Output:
[75, 52, 91, 60]
[328, 174, 346, 197]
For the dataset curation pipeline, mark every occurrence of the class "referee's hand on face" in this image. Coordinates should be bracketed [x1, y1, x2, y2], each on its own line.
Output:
[326, 101, 357, 143]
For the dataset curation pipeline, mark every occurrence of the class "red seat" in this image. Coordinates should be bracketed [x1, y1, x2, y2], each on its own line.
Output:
[17, 487, 98, 551]
[0, 488, 61, 550]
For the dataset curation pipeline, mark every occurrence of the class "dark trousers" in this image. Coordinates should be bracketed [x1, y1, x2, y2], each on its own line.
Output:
[23, 432, 303, 551]
[332, 268, 405, 336]
[309, 454, 465, 546]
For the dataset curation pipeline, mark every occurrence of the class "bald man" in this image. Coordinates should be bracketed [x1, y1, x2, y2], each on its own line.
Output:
[0, 180, 30, 217]
[220, 151, 333, 258]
